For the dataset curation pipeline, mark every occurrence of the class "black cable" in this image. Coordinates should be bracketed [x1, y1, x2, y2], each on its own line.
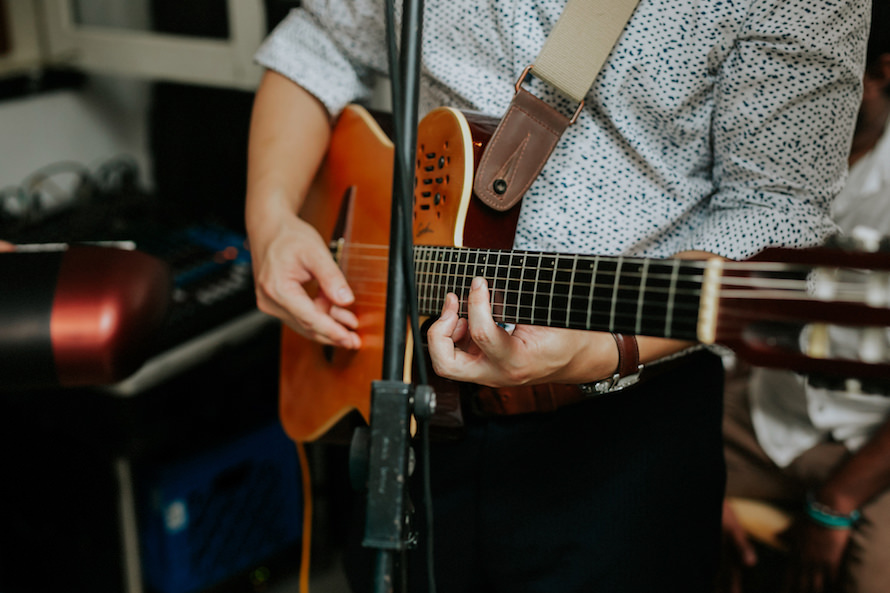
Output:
[385, 1, 436, 592]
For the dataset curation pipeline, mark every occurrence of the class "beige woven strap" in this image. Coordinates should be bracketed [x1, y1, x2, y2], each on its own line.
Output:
[532, 0, 641, 103]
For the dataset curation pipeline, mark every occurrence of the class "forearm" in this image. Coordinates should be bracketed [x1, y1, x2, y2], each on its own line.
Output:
[245, 70, 332, 243]
[815, 418, 890, 516]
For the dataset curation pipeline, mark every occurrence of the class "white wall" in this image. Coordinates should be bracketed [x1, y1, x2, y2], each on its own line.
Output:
[0, 75, 153, 213]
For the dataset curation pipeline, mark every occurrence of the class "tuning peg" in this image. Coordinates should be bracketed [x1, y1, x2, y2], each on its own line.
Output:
[859, 327, 888, 364]
[825, 226, 887, 252]
[849, 226, 884, 253]
[865, 272, 890, 307]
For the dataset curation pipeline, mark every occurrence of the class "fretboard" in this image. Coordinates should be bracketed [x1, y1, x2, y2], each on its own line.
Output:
[413, 246, 704, 341]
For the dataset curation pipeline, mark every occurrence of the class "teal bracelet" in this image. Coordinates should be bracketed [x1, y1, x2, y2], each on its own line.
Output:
[805, 495, 861, 530]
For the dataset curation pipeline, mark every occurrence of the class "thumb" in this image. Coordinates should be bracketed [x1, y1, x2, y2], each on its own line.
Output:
[303, 246, 354, 307]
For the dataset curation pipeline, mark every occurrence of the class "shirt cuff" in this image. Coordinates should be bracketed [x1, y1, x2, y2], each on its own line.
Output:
[254, 10, 373, 117]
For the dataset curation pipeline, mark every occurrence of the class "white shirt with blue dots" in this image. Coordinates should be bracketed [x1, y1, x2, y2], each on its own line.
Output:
[255, 0, 868, 260]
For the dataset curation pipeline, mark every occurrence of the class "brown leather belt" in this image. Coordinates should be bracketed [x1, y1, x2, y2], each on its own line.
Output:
[473, 383, 589, 416]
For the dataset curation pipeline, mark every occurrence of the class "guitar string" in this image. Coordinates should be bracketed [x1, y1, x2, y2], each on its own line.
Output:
[340, 258, 879, 304]
[341, 242, 872, 281]
[341, 241, 890, 281]
[330, 272, 888, 328]
[334, 245, 885, 303]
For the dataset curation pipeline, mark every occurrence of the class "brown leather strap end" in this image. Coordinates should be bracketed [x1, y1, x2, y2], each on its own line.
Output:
[612, 332, 640, 378]
[473, 87, 572, 211]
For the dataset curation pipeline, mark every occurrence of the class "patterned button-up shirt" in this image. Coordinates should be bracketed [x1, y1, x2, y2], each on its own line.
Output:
[256, 0, 867, 259]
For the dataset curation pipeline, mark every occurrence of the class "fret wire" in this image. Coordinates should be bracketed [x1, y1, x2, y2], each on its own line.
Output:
[568, 253, 579, 330]
[531, 255, 542, 322]
[449, 248, 459, 313]
[502, 251, 513, 321]
[665, 259, 680, 339]
[416, 246, 425, 313]
[453, 247, 462, 305]
[493, 249, 504, 321]
[515, 252, 527, 325]
[421, 246, 429, 314]
[547, 255, 558, 327]
[439, 247, 447, 312]
[425, 246, 433, 314]
[467, 249, 479, 317]
[417, 246, 426, 315]
[425, 246, 435, 314]
[436, 247, 445, 314]
[586, 255, 599, 330]
[432, 247, 439, 311]
[455, 249, 463, 305]
[608, 257, 623, 331]
[635, 259, 649, 335]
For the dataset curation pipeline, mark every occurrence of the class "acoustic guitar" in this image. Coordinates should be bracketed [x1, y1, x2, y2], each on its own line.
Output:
[279, 104, 890, 442]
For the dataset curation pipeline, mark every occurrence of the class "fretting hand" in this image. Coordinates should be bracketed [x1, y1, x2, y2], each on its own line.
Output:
[425, 276, 618, 387]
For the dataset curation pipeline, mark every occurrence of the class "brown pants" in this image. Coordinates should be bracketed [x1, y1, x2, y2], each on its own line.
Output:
[723, 370, 890, 593]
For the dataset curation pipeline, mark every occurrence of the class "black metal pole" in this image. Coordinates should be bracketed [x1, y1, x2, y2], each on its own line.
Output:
[362, 0, 425, 591]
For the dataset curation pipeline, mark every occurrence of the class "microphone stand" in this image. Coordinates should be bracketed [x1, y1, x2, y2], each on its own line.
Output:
[359, 0, 430, 591]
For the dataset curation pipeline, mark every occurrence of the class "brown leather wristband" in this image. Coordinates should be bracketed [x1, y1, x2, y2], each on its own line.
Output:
[612, 332, 640, 378]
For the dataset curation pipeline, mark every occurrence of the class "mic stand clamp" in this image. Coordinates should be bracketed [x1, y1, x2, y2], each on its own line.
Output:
[356, 381, 436, 551]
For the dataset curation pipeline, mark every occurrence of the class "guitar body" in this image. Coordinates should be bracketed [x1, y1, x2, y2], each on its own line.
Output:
[279, 105, 514, 442]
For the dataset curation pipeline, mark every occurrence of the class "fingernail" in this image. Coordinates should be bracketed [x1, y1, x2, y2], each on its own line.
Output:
[471, 277, 483, 290]
[338, 287, 354, 303]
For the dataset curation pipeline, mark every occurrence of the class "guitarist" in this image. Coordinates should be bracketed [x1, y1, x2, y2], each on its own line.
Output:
[245, 1, 868, 592]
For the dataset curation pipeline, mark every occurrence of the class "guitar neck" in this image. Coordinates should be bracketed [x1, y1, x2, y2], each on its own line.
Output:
[413, 246, 704, 341]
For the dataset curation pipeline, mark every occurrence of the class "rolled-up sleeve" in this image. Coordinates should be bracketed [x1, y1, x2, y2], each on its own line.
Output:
[254, 5, 385, 116]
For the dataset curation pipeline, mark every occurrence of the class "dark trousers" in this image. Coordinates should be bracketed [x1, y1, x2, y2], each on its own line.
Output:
[348, 350, 726, 593]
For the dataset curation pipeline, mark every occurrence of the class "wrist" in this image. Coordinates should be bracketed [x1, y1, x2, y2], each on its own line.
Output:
[805, 492, 861, 530]
[578, 333, 641, 394]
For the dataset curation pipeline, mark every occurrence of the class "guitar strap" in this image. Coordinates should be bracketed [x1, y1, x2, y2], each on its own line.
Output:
[473, 0, 641, 211]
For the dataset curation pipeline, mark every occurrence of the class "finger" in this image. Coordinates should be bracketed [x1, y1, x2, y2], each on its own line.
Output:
[722, 503, 758, 567]
[730, 529, 758, 567]
[426, 293, 461, 362]
[453, 316, 469, 345]
[330, 305, 359, 329]
[255, 269, 360, 348]
[303, 245, 354, 307]
[465, 277, 510, 358]
[307, 295, 361, 348]
[436, 292, 468, 342]
[270, 296, 360, 349]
